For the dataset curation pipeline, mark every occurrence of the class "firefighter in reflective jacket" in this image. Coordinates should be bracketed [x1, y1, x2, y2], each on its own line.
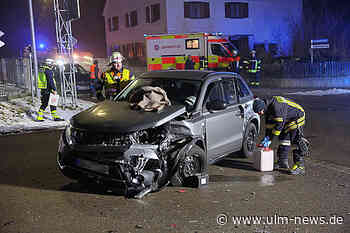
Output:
[103, 52, 135, 100]
[243, 50, 261, 86]
[36, 61, 64, 122]
[253, 96, 310, 175]
[89, 60, 99, 98]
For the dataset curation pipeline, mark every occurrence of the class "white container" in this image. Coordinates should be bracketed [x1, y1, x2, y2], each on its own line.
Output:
[253, 148, 274, 172]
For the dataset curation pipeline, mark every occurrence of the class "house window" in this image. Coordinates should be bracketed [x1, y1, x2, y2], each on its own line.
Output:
[146, 4, 160, 23]
[130, 10, 138, 27]
[111, 16, 119, 31]
[151, 4, 160, 22]
[184, 2, 210, 19]
[225, 2, 248, 18]
[108, 18, 112, 32]
[146, 6, 150, 23]
[125, 13, 130, 27]
[186, 39, 199, 49]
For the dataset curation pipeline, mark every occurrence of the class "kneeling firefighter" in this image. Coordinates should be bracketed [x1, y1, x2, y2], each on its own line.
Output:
[253, 96, 310, 175]
[103, 52, 135, 100]
[36, 60, 64, 122]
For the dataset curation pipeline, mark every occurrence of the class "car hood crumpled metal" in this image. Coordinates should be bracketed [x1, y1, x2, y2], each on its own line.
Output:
[71, 101, 186, 133]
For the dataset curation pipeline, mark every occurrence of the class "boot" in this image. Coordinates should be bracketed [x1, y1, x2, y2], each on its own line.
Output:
[290, 161, 305, 175]
[36, 109, 45, 122]
[274, 159, 290, 170]
[51, 110, 65, 121]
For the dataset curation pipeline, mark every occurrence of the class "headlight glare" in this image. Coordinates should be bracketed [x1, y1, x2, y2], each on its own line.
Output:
[65, 124, 73, 145]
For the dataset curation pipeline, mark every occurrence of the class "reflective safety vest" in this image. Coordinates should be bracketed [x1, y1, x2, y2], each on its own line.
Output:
[38, 66, 55, 89]
[105, 68, 133, 85]
[244, 59, 261, 73]
[38, 71, 47, 89]
[90, 64, 96, 79]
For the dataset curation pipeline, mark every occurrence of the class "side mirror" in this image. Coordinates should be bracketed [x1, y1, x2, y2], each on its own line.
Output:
[206, 100, 227, 111]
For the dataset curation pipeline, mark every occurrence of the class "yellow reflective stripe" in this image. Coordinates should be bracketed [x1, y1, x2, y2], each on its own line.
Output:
[208, 56, 219, 62]
[162, 63, 175, 69]
[274, 96, 304, 112]
[273, 117, 284, 122]
[194, 63, 200, 69]
[285, 99, 304, 112]
[148, 57, 162, 64]
[161, 35, 175, 39]
[175, 56, 185, 64]
[272, 129, 281, 136]
[266, 124, 275, 129]
[120, 69, 130, 82]
[105, 72, 116, 84]
[280, 140, 291, 146]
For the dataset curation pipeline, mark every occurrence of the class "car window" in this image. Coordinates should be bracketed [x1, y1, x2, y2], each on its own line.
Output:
[116, 78, 201, 105]
[203, 81, 223, 110]
[236, 78, 250, 98]
[222, 79, 237, 105]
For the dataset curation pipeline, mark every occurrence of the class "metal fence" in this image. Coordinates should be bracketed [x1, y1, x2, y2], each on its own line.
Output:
[281, 61, 350, 78]
[0, 58, 33, 100]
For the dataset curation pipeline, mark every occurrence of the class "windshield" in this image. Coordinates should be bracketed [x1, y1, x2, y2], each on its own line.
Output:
[116, 78, 202, 106]
[222, 42, 238, 56]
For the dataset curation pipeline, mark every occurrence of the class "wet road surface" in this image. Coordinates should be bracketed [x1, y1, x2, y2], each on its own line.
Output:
[0, 91, 349, 233]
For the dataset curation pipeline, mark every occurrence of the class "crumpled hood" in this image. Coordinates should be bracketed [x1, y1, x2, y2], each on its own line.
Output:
[71, 101, 186, 133]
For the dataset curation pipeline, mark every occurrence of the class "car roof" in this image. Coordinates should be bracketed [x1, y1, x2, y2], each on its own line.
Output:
[139, 70, 221, 81]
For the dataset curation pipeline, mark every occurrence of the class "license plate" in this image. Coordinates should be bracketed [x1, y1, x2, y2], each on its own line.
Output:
[75, 158, 109, 175]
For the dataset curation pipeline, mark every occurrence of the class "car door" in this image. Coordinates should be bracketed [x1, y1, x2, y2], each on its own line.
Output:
[203, 77, 244, 162]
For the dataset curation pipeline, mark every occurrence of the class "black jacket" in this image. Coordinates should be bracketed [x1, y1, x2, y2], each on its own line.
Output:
[265, 96, 305, 138]
[44, 67, 56, 92]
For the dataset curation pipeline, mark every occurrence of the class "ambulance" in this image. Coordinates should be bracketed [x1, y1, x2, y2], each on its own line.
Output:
[144, 32, 239, 71]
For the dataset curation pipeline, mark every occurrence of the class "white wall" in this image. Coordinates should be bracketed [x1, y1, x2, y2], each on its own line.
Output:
[166, 0, 302, 55]
[103, 0, 168, 55]
[103, 0, 303, 56]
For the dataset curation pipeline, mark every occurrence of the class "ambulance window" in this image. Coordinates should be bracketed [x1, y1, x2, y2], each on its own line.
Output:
[211, 44, 229, 57]
[186, 39, 199, 49]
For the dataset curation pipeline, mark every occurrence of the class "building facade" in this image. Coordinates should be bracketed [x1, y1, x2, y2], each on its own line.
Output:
[103, 0, 302, 61]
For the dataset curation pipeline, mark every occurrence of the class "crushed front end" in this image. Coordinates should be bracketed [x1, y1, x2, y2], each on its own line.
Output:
[58, 122, 191, 198]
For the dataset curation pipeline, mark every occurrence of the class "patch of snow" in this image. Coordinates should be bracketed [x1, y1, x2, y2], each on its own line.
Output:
[289, 88, 350, 96]
[0, 96, 96, 135]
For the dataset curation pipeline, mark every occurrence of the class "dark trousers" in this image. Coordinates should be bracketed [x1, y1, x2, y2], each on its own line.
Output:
[277, 127, 304, 164]
[40, 89, 56, 112]
[90, 79, 97, 97]
[247, 72, 260, 85]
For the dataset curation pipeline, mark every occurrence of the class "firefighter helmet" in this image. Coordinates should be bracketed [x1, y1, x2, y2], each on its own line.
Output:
[250, 50, 256, 55]
[110, 52, 124, 64]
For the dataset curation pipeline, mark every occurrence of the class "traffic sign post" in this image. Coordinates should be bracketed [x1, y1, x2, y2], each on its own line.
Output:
[0, 30, 5, 48]
[310, 38, 330, 64]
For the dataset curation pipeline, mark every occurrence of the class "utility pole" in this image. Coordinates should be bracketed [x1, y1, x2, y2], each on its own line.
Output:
[28, 0, 39, 98]
[54, 0, 80, 109]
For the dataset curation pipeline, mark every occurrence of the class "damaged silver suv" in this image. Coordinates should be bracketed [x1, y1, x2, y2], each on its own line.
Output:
[57, 70, 260, 198]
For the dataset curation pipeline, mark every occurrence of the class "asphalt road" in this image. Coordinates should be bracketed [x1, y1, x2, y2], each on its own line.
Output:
[0, 91, 349, 233]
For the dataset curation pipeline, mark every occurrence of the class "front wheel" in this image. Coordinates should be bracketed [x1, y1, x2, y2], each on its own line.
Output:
[171, 145, 204, 186]
[241, 122, 258, 158]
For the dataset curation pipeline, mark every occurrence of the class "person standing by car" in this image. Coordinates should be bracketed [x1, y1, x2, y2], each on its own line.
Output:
[103, 52, 135, 100]
[243, 50, 261, 86]
[185, 55, 195, 69]
[253, 97, 310, 175]
[89, 60, 99, 99]
[36, 60, 64, 122]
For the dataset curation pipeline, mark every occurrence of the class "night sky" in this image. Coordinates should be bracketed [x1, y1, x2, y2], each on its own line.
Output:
[0, 0, 106, 58]
[0, 0, 349, 58]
